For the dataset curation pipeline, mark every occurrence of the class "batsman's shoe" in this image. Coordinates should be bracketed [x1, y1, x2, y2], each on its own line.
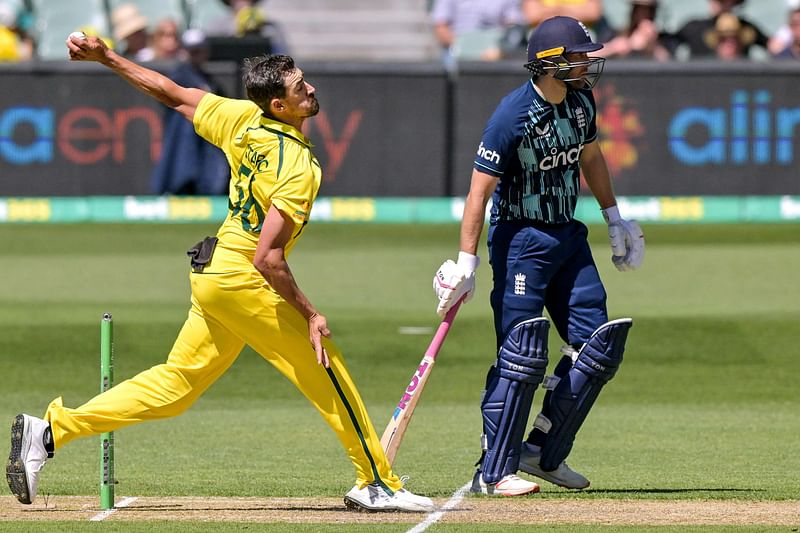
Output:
[519, 442, 590, 489]
[344, 483, 435, 512]
[470, 471, 539, 496]
[6, 414, 54, 504]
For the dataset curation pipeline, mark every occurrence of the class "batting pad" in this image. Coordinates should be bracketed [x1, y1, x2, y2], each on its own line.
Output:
[539, 318, 632, 471]
[480, 317, 549, 484]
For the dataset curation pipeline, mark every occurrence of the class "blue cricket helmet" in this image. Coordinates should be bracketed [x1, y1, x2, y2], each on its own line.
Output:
[524, 16, 606, 89]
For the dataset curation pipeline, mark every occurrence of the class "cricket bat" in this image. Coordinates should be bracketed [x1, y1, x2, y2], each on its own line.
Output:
[380, 296, 464, 464]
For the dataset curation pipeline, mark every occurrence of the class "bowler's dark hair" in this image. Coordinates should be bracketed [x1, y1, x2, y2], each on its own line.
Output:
[242, 54, 296, 113]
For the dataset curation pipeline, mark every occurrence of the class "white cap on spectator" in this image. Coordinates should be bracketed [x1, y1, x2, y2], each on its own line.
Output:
[182, 28, 208, 50]
[0, 4, 15, 27]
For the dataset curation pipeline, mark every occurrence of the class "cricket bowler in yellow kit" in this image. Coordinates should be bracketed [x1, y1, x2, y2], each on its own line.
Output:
[5, 36, 434, 513]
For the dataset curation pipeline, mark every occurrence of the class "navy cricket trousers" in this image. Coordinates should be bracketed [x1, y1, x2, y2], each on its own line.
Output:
[487, 219, 608, 348]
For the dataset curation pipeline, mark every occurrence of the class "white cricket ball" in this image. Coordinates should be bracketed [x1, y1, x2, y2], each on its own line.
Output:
[69, 31, 87, 41]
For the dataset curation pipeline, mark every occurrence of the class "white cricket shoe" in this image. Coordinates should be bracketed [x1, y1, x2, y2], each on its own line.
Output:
[6, 414, 54, 504]
[518, 442, 590, 489]
[344, 482, 435, 512]
[470, 471, 539, 496]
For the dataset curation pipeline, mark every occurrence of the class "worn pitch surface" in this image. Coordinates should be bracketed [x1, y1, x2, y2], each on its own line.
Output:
[1, 496, 798, 525]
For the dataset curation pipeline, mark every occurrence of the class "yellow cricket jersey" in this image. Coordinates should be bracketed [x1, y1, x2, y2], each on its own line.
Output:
[45, 95, 402, 493]
[193, 93, 322, 260]
[0, 27, 20, 61]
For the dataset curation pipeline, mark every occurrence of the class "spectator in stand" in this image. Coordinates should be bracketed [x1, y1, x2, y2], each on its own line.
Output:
[703, 12, 756, 60]
[150, 29, 229, 195]
[522, 0, 602, 27]
[148, 18, 182, 62]
[521, 0, 613, 42]
[430, 0, 525, 63]
[772, 3, 800, 59]
[664, 0, 767, 59]
[597, 0, 670, 61]
[111, 3, 151, 60]
[204, 0, 288, 54]
[769, 0, 800, 55]
[0, 3, 33, 61]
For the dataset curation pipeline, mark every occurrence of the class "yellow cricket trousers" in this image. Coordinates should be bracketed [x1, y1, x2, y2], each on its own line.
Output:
[45, 246, 402, 492]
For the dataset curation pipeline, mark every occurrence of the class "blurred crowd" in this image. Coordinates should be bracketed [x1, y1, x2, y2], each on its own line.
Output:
[431, 0, 800, 64]
[0, 0, 292, 195]
[0, 0, 287, 63]
[1, 0, 798, 65]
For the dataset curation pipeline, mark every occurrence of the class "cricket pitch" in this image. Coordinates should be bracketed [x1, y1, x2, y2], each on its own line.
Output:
[1, 495, 798, 526]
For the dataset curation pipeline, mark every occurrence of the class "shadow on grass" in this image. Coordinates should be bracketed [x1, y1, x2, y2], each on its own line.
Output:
[585, 488, 764, 495]
[118, 504, 349, 513]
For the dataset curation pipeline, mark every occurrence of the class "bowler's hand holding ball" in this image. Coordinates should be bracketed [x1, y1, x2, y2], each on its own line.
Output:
[66, 32, 108, 62]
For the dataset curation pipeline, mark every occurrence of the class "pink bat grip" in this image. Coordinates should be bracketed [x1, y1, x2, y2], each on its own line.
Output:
[425, 295, 465, 359]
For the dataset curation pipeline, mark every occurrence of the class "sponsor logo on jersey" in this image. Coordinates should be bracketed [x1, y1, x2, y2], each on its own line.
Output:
[538, 144, 584, 171]
[477, 142, 501, 165]
[535, 123, 551, 136]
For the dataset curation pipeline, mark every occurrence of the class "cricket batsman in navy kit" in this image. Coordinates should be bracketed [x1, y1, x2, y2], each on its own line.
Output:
[434, 16, 645, 496]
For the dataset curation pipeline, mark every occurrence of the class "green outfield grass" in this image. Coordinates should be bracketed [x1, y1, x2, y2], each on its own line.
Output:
[1, 222, 799, 530]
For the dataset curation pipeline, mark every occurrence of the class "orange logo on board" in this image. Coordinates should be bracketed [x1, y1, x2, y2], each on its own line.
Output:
[594, 84, 644, 177]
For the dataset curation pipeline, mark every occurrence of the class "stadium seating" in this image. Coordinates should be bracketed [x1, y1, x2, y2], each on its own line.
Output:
[598, 0, 786, 61]
[603, 0, 786, 34]
[451, 28, 504, 61]
[30, 0, 109, 60]
[184, 0, 230, 31]
[0, 0, 23, 15]
[740, 0, 788, 35]
[21, 0, 793, 62]
[106, 0, 186, 31]
[263, 0, 439, 61]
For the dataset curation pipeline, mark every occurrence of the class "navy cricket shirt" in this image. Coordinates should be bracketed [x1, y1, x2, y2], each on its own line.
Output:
[474, 79, 598, 224]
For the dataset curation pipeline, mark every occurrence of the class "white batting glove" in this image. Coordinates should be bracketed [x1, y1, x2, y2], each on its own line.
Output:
[433, 251, 479, 317]
[603, 205, 644, 272]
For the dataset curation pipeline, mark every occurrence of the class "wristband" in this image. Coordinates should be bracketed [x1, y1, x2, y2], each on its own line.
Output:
[602, 205, 621, 224]
[457, 251, 480, 273]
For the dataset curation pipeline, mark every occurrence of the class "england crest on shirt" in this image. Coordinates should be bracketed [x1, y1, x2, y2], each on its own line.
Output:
[575, 108, 586, 129]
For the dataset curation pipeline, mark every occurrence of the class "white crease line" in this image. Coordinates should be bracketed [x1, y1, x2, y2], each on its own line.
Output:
[398, 327, 434, 335]
[88, 496, 138, 521]
[406, 481, 471, 533]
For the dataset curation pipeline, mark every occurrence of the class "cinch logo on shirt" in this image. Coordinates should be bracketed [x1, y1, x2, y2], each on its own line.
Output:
[477, 142, 501, 165]
[538, 144, 584, 171]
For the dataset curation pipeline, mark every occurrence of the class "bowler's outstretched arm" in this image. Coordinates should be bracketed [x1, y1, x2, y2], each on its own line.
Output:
[65, 34, 206, 122]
